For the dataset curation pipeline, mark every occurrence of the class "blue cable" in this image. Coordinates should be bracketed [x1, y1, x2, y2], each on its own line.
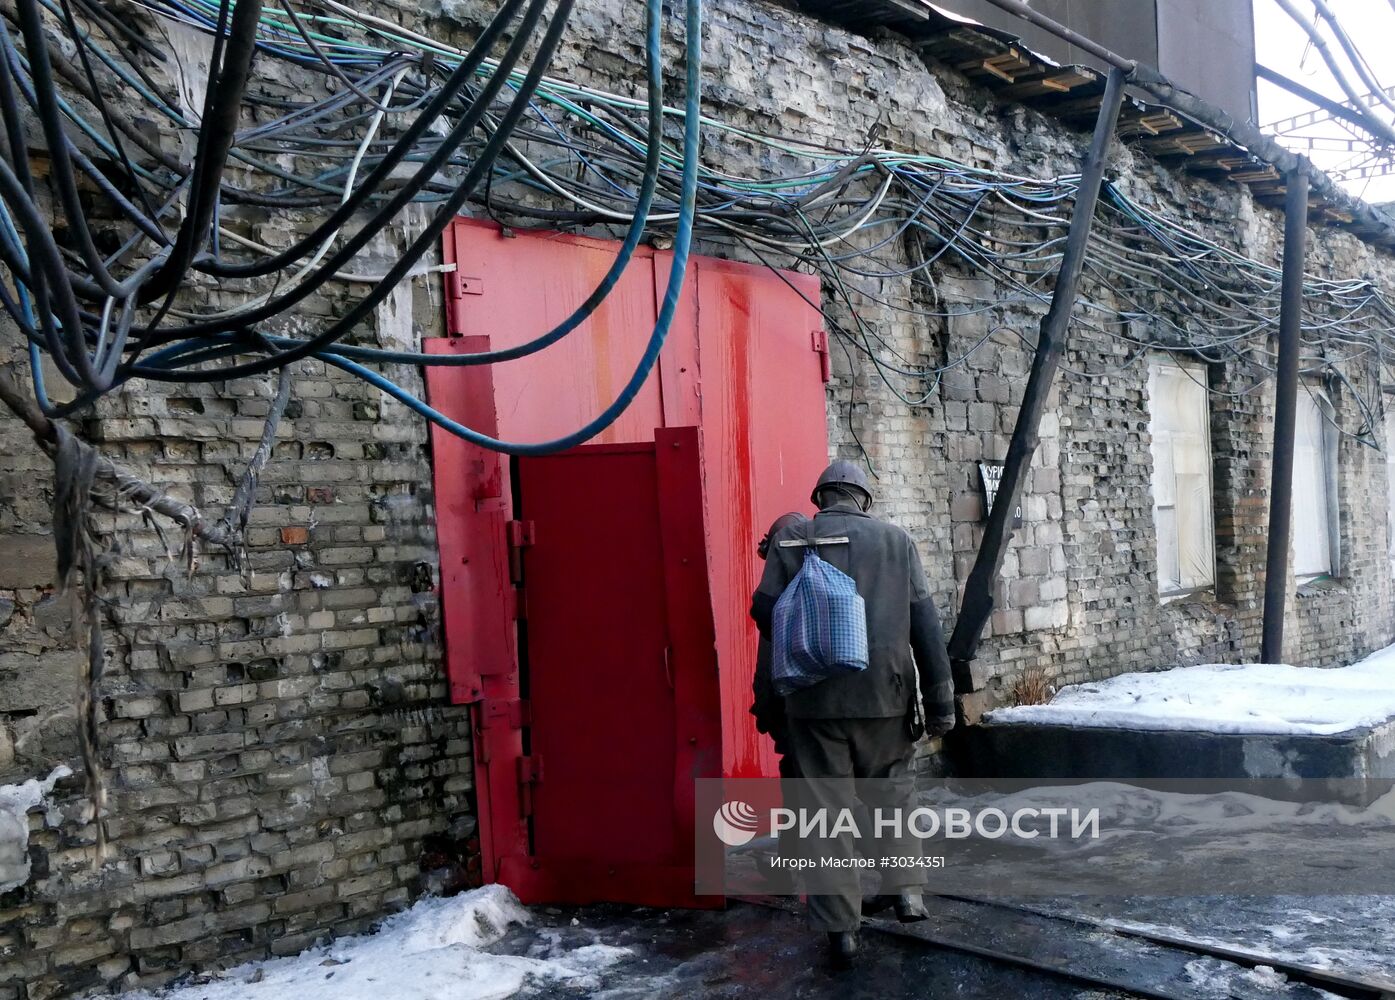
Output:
[0, 197, 54, 411]
[312, 0, 702, 456]
[143, 0, 701, 456]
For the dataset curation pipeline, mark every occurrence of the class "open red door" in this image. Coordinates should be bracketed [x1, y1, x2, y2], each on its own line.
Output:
[497, 427, 722, 906]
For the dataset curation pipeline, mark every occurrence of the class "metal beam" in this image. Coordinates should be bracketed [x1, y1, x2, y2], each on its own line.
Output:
[973, 0, 1395, 248]
[1263, 79, 1395, 135]
[1332, 160, 1395, 181]
[1255, 64, 1395, 147]
[946, 66, 1128, 689]
[1260, 169, 1310, 665]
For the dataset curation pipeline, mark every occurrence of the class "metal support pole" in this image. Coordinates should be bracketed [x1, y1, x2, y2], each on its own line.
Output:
[1261, 169, 1309, 664]
[946, 66, 1128, 690]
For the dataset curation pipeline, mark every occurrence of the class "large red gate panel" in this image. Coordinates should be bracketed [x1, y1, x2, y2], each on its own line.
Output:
[433, 219, 828, 900]
[695, 261, 828, 778]
[653, 250, 702, 428]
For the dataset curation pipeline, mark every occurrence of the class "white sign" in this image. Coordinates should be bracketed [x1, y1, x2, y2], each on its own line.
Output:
[978, 461, 1023, 527]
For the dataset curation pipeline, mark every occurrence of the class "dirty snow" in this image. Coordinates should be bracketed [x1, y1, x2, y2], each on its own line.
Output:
[0, 765, 71, 892]
[117, 885, 632, 1000]
[919, 780, 1395, 840]
[986, 642, 1395, 734]
[1027, 895, 1395, 991]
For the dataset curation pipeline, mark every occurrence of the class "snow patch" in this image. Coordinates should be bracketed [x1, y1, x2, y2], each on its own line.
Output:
[987, 643, 1395, 734]
[916, 781, 1395, 859]
[1076, 902, 1395, 989]
[116, 885, 632, 1000]
[0, 766, 71, 892]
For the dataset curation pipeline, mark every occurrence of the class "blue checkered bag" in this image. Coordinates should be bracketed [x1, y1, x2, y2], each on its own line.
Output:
[771, 547, 869, 696]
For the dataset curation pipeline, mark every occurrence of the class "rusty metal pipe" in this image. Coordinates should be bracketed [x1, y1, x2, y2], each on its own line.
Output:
[946, 65, 1128, 691]
[1260, 169, 1310, 664]
[975, 0, 1137, 72]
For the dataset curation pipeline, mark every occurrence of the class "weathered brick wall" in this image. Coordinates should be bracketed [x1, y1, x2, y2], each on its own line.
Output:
[0, 140, 476, 996]
[5, 0, 1395, 994]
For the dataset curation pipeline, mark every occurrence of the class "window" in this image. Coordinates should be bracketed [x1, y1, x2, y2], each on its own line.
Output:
[1293, 386, 1338, 582]
[1386, 409, 1395, 578]
[1148, 360, 1215, 595]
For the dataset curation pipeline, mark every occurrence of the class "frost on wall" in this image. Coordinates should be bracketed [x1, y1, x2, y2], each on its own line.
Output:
[0, 765, 70, 892]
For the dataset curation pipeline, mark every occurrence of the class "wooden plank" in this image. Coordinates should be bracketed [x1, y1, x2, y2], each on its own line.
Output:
[1232, 166, 1282, 182]
[1000, 69, 1096, 101]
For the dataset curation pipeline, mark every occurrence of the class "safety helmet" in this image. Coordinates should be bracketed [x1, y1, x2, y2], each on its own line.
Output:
[811, 460, 872, 510]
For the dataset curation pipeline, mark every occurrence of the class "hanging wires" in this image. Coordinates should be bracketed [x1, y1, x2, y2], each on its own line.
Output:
[4, 0, 1395, 454]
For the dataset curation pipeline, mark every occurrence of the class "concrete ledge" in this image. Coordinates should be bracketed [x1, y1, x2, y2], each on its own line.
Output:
[948, 718, 1395, 802]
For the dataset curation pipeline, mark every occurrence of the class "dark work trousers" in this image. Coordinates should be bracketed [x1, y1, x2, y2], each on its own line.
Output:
[786, 716, 920, 932]
[758, 748, 805, 892]
[777, 748, 801, 862]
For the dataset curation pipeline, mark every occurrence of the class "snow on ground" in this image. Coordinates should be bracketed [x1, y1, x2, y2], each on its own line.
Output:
[0, 765, 71, 892]
[986, 641, 1395, 734]
[117, 885, 632, 1000]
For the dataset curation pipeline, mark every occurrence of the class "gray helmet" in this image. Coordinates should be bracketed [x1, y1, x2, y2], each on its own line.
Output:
[811, 460, 872, 510]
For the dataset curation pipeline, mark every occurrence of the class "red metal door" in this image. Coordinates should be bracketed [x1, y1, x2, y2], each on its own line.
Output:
[430, 220, 828, 894]
[497, 428, 721, 906]
[423, 335, 527, 872]
[695, 260, 828, 778]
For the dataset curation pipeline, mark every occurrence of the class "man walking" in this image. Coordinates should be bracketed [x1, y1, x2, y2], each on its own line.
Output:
[750, 460, 955, 968]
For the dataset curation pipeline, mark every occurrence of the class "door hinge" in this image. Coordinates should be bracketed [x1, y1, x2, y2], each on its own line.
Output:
[507, 519, 535, 585]
[443, 267, 482, 337]
[517, 755, 543, 782]
[517, 754, 543, 817]
[446, 270, 484, 301]
[474, 698, 528, 765]
[811, 329, 831, 382]
[478, 698, 530, 731]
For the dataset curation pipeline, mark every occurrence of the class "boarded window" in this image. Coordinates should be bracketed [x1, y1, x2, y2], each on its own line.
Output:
[1148, 360, 1215, 595]
[1293, 387, 1336, 581]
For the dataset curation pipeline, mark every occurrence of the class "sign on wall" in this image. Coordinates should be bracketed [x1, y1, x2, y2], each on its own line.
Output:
[979, 460, 1023, 528]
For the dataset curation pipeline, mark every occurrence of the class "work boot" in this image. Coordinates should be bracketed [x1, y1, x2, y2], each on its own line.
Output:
[827, 930, 859, 969]
[862, 892, 930, 923]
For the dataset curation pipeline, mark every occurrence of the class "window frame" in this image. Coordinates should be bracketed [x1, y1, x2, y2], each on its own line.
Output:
[1291, 382, 1341, 585]
[1385, 407, 1395, 579]
[1147, 357, 1217, 599]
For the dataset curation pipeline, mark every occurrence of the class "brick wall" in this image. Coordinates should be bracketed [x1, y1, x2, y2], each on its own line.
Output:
[0, 195, 476, 993]
[4, 0, 1395, 994]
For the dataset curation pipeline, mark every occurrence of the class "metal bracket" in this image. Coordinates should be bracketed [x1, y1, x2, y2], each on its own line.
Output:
[517, 755, 543, 782]
[517, 754, 543, 817]
[507, 520, 535, 585]
[449, 272, 484, 298]
[811, 329, 831, 382]
[507, 520, 536, 548]
[777, 536, 850, 547]
[479, 698, 530, 731]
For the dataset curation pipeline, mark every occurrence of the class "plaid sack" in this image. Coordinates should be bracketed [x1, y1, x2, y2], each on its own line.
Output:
[771, 549, 869, 696]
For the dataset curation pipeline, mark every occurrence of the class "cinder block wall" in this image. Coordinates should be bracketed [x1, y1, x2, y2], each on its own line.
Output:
[4, 0, 1395, 994]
